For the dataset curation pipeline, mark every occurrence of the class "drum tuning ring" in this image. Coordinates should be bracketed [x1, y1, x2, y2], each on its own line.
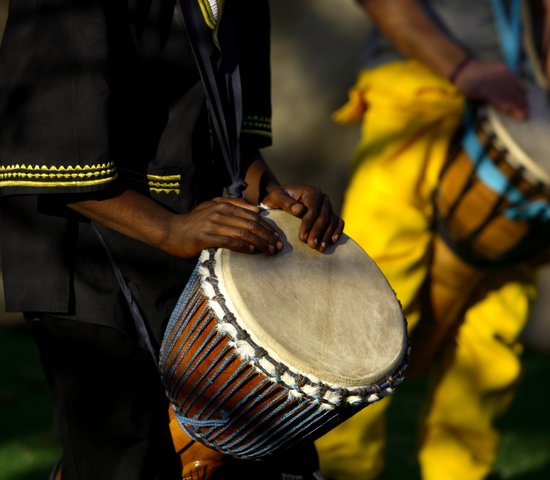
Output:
[236, 329, 250, 341]
[370, 384, 382, 395]
[255, 347, 268, 358]
[202, 258, 215, 269]
[293, 374, 307, 387]
[339, 388, 350, 397]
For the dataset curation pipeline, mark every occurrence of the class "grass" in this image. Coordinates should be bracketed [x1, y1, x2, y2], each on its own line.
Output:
[381, 347, 550, 479]
[492, 350, 550, 480]
[1, 324, 549, 479]
[0, 325, 60, 480]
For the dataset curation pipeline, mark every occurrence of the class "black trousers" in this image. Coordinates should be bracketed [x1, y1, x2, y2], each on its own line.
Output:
[23, 222, 321, 479]
[24, 316, 324, 480]
[25, 314, 182, 480]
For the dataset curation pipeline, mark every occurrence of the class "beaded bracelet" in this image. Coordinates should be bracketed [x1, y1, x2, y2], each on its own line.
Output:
[448, 55, 474, 84]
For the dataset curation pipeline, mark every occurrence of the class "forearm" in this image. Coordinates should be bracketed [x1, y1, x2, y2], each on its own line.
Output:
[359, 0, 468, 79]
[66, 150, 340, 259]
[68, 188, 180, 255]
[70, 147, 279, 237]
[67, 179, 285, 259]
[242, 148, 281, 205]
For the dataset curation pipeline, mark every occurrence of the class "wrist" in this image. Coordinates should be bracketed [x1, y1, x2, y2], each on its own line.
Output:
[243, 156, 280, 205]
[448, 54, 474, 84]
[258, 178, 282, 205]
[159, 212, 195, 258]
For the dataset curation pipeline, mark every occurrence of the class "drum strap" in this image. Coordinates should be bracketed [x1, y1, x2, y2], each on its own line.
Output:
[91, 222, 159, 362]
[89, 3, 257, 431]
[177, 0, 246, 198]
[490, 0, 523, 71]
[92, 223, 230, 429]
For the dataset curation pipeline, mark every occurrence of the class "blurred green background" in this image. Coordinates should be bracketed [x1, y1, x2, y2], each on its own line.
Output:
[2, 321, 550, 479]
[1, 1, 550, 479]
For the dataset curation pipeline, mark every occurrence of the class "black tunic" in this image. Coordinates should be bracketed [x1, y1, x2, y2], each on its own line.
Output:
[0, 5, 322, 477]
[0, 0, 272, 326]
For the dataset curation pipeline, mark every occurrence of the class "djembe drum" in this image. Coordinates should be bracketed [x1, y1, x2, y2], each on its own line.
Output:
[159, 209, 408, 471]
[408, 81, 550, 377]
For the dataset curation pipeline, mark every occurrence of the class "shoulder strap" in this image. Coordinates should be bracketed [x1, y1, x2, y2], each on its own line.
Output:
[92, 223, 160, 363]
[490, 0, 524, 72]
[93, 3, 248, 363]
[177, 0, 246, 198]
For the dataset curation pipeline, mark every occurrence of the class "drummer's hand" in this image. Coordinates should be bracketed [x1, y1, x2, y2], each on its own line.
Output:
[453, 59, 528, 121]
[167, 197, 283, 258]
[262, 185, 345, 252]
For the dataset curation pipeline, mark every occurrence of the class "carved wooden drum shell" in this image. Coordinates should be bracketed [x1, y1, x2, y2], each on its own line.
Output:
[160, 209, 408, 459]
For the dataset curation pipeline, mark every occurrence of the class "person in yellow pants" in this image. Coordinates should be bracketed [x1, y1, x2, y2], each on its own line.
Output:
[314, 37, 537, 480]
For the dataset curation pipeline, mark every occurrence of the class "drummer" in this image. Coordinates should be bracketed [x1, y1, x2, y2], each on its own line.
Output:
[315, 1, 547, 479]
[0, 1, 343, 479]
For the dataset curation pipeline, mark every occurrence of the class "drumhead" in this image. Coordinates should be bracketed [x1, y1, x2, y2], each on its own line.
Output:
[216, 209, 407, 388]
[486, 80, 550, 185]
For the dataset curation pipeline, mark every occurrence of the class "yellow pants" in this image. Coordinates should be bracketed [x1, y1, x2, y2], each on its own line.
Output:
[315, 60, 536, 480]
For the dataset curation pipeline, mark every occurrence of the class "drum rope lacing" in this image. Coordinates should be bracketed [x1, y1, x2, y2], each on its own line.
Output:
[161, 269, 343, 456]
[159, 248, 410, 458]
[161, 249, 409, 411]
[436, 108, 550, 268]
[178, 0, 247, 199]
[202, 248, 408, 407]
[460, 108, 550, 221]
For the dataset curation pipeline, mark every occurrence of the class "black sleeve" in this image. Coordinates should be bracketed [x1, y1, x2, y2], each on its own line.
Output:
[235, 0, 273, 149]
[0, 0, 118, 196]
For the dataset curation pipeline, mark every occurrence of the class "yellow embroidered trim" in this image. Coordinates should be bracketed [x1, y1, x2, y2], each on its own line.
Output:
[243, 116, 271, 130]
[147, 174, 181, 182]
[241, 129, 272, 139]
[147, 173, 182, 195]
[198, 0, 218, 29]
[242, 116, 272, 138]
[149, 187, 181, 195]
[0, 176, 117, 189]
[0, 163, 115, 173]
[0, 163, 117, 188]
[118, 169, 182, 195]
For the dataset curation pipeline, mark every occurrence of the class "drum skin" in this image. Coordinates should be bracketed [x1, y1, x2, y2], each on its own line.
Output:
[159, 209, 408, 460]
[220, 209, 406, 386]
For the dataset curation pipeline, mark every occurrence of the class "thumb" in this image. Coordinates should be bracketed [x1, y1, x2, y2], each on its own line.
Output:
[263, 187, 306, 217]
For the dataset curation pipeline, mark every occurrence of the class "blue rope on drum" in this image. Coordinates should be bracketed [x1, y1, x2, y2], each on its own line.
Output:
[161, 276, 340, 457]
[196, 365, 255, 418]
[490, 0, 523, 72]
[214, 392, 288, 452]
[233, 402, 325, 457]
[462, 122, 550, 221]
[459, 1, 550, 223]
[215, 389, 291, 447]
[205, 378, 277, 442]
[169, 312, 211, 393]
[160, 274, 203, 368]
